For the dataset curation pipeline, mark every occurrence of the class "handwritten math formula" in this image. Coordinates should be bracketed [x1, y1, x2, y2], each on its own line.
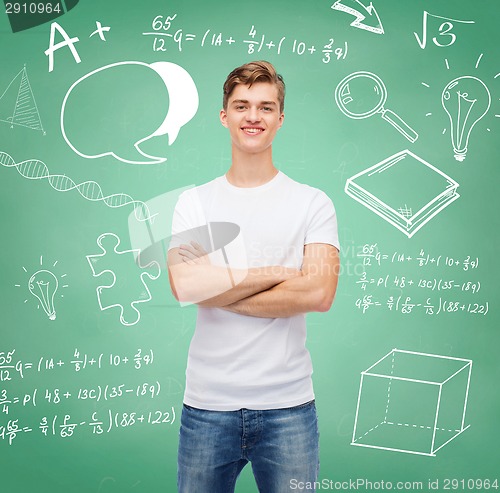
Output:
[0, 408, 176, 445]
[358, 244, 479, 270]
[0, 348, 178, 446]
[0, 348, 154, 381]
[144, 14, 348, 64]
[354, 244, 489, 316]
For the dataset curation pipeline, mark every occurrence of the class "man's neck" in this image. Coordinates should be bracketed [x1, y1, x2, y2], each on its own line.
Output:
[226, 149, 278, 188]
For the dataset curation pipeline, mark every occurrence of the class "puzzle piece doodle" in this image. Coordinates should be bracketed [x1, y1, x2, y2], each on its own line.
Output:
[86, 232, 161, 326]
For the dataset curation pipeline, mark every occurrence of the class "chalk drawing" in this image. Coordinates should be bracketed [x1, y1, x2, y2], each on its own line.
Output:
[61, 61, 199, 164]
[0, 65, 45, 133]
[0, 151, 154, 222]
[335, 71, 418, 142]
[15, 256, 68, 320]
[331, 0, 384, 35]
[344, 150, 459, 238]
[442, 76, 491, 162]
[86, 233, 161, 327]
[352, 349, 472, 456]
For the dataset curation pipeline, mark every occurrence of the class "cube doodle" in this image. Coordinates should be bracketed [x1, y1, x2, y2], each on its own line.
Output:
[351, 349, 472, 456]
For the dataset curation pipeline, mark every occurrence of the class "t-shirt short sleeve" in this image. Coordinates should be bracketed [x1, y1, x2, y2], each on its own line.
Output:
[168, 189, 207, 251]
[304, 190, 340, 251]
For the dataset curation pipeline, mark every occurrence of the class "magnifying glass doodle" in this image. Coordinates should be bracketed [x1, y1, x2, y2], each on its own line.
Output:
[335, 71, 418, 143]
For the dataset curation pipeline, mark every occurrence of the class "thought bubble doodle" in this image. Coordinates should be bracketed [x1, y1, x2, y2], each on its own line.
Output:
[61, 61, 199, 164]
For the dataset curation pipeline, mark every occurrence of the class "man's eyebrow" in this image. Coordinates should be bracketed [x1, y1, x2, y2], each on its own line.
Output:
[230, 99, 277, 106]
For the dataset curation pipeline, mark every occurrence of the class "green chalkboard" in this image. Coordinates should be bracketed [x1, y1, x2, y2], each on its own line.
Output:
[1, 0, 498, 491]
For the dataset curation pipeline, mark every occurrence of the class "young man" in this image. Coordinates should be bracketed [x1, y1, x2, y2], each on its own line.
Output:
[168, 61, 340, 493]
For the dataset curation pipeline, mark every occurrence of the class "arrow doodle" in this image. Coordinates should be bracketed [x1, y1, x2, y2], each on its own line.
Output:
[0, 150, 155, 222]
[331, 0, 384, 35]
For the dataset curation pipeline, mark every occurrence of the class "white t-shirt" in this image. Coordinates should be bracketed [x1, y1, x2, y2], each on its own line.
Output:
[169, 171, 339, 411]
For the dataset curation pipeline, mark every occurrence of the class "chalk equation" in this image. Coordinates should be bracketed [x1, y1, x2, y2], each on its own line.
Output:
[0, 408, 176, 445]
[358, 244, 479, 270]
[0, 346, 181, 446]
[0, 348, 154, 381]
[355, 296, 489, 316]
[357, 273, 481, 294]
[354, 244, 489, 316]
[143, 14, 348, 64]
[414, 11, 475, 50]
[0, 381, 161, 415]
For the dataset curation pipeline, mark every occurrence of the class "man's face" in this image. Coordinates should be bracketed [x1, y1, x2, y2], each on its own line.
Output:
[220, 82, 284, 157]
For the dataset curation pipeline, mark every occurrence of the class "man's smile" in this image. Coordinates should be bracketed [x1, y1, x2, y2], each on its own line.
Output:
[241, 126, 265, 135]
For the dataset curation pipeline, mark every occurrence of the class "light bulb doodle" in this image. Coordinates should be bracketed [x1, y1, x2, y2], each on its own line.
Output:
[15, 256, 68, 320]
[441, 76, 491, 162]
[28, 269, 59, 320]
[335, 71, 419, 143]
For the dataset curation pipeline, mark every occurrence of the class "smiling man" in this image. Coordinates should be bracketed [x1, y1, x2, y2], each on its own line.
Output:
[168, 61, 340, 493]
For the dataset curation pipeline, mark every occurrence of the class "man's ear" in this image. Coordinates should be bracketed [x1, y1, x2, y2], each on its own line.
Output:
[220, 109, 228, 128]
[278, 112, 285, 128]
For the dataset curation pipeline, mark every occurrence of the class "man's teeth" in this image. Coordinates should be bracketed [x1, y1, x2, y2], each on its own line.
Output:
[244, 128, 263, 134]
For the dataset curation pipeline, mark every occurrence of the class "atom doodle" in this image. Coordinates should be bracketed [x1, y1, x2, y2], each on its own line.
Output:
[0, 151, 154, 221]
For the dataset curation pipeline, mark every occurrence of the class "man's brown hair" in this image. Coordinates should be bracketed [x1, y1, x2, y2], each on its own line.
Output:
[223, 60, 285, 112]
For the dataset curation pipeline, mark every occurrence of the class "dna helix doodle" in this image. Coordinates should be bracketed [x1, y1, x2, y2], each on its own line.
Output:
[0, 151, 154, 222]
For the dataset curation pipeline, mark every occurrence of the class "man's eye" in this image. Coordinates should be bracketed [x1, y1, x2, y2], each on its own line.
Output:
[262, 107, 273, 112]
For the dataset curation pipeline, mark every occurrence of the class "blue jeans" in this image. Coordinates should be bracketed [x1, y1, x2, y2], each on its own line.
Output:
[177, 400, 319, 493]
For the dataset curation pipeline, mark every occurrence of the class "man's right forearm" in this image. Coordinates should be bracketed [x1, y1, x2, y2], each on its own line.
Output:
[168, 260, 300, 306]
[196, 266, 301, 307]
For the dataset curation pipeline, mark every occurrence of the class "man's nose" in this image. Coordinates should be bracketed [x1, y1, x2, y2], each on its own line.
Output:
[246, 106, 260, 122]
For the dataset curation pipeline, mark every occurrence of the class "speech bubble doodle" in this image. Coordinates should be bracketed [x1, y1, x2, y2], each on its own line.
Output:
[149, 61, 199, 145]
[61, 61, 199, 164]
